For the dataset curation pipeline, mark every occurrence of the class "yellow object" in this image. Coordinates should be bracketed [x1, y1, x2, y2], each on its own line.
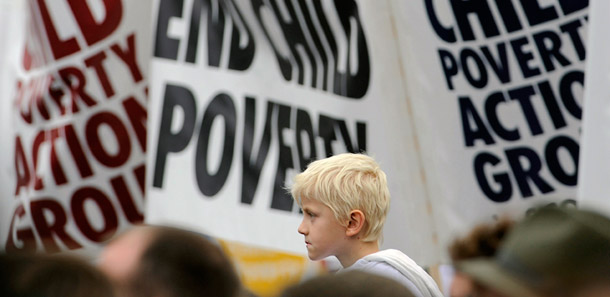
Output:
[219, 240, 327, 297]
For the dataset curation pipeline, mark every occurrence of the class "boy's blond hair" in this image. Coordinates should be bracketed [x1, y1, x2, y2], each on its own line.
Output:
[290, 153, 390, 242]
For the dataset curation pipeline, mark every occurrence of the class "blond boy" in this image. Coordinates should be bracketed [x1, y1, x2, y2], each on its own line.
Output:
[290, 153, 443, 297]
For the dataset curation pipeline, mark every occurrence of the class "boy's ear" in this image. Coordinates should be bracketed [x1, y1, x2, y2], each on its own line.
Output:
[345, 210, 365, 237]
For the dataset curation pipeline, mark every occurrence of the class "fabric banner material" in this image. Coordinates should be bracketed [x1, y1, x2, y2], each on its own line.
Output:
[577, 0, 610, 214]
[146, 0, 590, 265]
[392, 1, 588, 254]
[0, 0, 27, 254]
[1, 0, 151, 256]
[1, 0, 592, 269]
[145, 0, 437, 263]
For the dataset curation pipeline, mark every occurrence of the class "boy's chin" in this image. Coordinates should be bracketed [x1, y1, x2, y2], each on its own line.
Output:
[307, 252, 324, 261]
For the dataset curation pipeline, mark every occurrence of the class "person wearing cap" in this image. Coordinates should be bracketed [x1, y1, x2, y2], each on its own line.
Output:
[457, 206, 610, 297]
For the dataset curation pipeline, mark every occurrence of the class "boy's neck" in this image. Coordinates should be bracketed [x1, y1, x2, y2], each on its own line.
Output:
[337, 240, 380, 268]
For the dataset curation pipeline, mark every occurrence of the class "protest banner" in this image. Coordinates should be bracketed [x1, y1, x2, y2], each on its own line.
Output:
[1, 1, 590, 274]
[1, 0, 151, 256]
[577, 0, 610, 214]
[393, 1, 587, 254]
[145, 0, 436, 263]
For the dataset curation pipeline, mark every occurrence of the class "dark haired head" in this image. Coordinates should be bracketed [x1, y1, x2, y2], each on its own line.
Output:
[100, 225, 241, 297]
[132, 227, 240, 297]
[2, 253, 114, 297]
[281, 270, 416, 297]
[449, 218, 514, 262]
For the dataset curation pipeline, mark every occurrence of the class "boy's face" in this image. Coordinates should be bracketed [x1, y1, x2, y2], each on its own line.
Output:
[298, 197, 348, 261]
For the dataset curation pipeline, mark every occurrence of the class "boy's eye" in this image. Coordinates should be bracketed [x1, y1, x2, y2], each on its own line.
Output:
[307, 211, 316, 217]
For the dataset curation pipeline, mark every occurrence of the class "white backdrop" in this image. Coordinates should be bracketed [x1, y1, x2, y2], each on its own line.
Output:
[394, 0, 587, 253]
[145, 0, 437, 263]
[578, 0, 610, 214]
[1, 0, 593, 268]
[0, 0, 151, 256]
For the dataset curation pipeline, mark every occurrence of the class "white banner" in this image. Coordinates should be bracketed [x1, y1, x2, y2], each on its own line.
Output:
[1, 0, 592, 268]
[392, 0, 588, 257]
[0, 0, 27, 253]
[577, 0, 610, 214]
[1, 0, 151, 256]
[146, 0, 437, 263]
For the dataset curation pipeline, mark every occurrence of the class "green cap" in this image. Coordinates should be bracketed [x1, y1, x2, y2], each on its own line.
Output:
[458, 206, 610, 297]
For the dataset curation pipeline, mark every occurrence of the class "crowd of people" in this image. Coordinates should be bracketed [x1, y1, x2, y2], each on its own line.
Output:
[2, 153, 610, 297]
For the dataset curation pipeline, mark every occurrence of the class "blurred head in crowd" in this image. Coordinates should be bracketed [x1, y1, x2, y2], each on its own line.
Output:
[99, 225, 241, 297]
[279, 270, 416, 297]
[448, 218, 514, 297]
[0, 253, 30, 296]
[1, 252, 115, 297]
[458, 206, 610, 297]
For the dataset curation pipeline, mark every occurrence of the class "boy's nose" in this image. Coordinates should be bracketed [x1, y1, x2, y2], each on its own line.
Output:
[297, 220, 307, 235]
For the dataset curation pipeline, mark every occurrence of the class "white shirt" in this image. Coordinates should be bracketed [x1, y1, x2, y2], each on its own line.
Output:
[346, 258, 425, 297]
[343, 249, 444, 297]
